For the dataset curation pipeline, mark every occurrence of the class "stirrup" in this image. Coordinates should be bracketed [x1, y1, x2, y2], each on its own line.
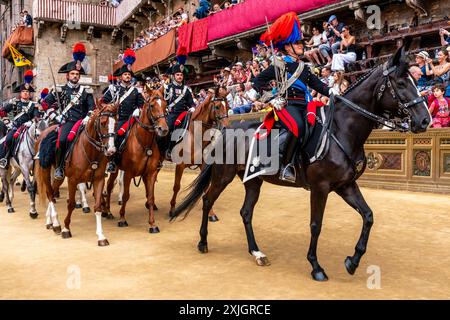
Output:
[165, 149, 172, 161]
[107, 162, 117, 173]
[0, 158, 8, 169]
[279, 163, 296, 183]
[54, 167, 65, 181]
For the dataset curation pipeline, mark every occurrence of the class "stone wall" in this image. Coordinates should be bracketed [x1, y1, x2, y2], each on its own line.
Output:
[33, 26, 122, 97]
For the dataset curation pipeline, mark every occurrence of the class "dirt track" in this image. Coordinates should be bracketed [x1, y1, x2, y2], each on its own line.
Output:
[0, 170, 449, 299]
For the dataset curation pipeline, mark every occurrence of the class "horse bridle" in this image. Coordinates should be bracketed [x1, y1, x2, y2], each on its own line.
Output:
[135, 95, 166, 131]
[84, 110, 117, 152]
[336, 63, 426, 132]
[200, 96, 228, 129]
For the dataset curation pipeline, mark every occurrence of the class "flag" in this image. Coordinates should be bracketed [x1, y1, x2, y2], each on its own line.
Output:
[8, 43, 32, 67]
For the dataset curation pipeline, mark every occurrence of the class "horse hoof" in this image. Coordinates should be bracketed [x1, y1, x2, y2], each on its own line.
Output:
[98, 239, 109, 246]
[75, 203, 82, 209]
[345, 256, 358, 275]
[101, 212, 108, 218]
[153, 204, 158, 211]
[208, 215, 219, 222]
[52, 226, 62, 235]
[105, 213, 114, 220]
[311, 270, 329, 282]
[256, 256, 271, 266]
[118, 221, 128, 228]
[82, 207, 91, 214]
[61, 231, 72, 239]
[149, 226, 160, 234]
[29, 212, 38, 219]
[197, 242, 208, 253]
[0, 192, 4, 203]
[46, 224, 53, 230]
[7, 208, 14, 213]
[54, 191, 60, 198]
[118, 201, 122, 205]
[21, 183, 26, 192]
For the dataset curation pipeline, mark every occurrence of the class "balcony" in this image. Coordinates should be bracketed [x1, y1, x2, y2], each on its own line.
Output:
[1, 26, 34, 60]
[33, 0, 116, 26]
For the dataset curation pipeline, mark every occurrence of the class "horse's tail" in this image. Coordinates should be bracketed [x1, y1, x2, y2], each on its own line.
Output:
[34, 157, 48, 205]
[170, 164, 213, 220]
[39, 129, 57, 169]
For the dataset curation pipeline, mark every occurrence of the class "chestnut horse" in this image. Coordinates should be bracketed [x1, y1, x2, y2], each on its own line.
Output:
[104, 86, 168, 233]
[35, 100, 119, 246]
[165, 87, 229, 219]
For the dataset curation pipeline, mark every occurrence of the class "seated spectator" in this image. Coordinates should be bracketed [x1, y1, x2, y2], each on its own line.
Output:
[425, 48, 450, 97]
[320, 65, 333, 86]
[23, 10, 32, 27]
[305, 26, 325, 66]
[329, 71, 348, 95]
[409, 66, 432, 97]
[177, 7, 189, 23]
[245, 61, 252, 81]
[230, 84, 252, 114]
[211, 4, 222, 13]
[319, 21, 333, 66]
[327, 15, 345, 55]
[331, 26, 356, 72]
[244, 82, 258, 103]
[197, 89, 208, 105]
[224, 2, 231, 9]
[250, 60, 260, 80]
[415, 51, 433, 91]
[261, 58, 271, 71]
[429, 84, 450, 128]
[234, 62, 247, 83]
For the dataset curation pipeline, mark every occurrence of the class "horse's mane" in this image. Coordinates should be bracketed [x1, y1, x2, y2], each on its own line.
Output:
[342, 63, 382, 96]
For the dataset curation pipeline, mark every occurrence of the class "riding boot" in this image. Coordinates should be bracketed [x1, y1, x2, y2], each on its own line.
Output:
[54, 148, 65, 181]
[279, 133, 299, 183]
[157, 135, 171, 161]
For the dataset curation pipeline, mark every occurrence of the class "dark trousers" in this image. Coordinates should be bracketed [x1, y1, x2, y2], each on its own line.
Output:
[0, 128, 16, 158]
[277, 105, 306, 166]
[58, 121, 75, 156]
[111, 120, 127, 165]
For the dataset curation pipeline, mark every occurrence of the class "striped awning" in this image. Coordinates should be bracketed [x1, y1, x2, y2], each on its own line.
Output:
[33, 0, 116, 27]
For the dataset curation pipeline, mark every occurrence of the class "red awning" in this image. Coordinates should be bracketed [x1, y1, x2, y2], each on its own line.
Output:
[207, 0, 341, 42]
[2, 26, 34, 59]
[114, 29, 176, 73]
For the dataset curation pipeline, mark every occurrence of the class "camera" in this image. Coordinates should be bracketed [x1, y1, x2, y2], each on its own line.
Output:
[432, 58, 440, 65]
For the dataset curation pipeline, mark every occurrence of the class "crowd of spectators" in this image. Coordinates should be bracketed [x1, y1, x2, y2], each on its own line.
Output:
[408, 44, 450, 128]
[116, 8, 188, 61]
[193, 0, 245, 20]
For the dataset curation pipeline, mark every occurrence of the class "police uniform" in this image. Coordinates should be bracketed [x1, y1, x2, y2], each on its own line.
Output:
[0, 83, 39, 168]
[252, 12, 331, 182]
[103, 63, 144, 172]
[43, 58, 95, 180]
[164, 64, 195, 132]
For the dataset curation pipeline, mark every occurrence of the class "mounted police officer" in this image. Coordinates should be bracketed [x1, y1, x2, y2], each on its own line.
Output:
[252, 12, 332, 183]
[161, 63, 195, 159]
[42, 42, 95, 180]
[103, 48, 144, 173]
[0, 70, 39, 169]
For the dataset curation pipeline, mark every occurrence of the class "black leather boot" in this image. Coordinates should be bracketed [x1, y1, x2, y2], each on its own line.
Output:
[279, 133, 298, 183]
[106, 161, 117, 173]
[54, 148, 65, 180]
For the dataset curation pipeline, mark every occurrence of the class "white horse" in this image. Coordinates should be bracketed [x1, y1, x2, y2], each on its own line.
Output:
[0, 119, 48, 217]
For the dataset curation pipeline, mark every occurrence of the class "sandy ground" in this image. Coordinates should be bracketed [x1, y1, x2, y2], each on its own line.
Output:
[0, 170, 449, 300]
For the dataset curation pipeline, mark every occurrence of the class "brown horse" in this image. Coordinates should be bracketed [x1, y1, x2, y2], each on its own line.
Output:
[166, 87, 229, 219]
[104, 86, 168, 233]
[35, 100, 119, 246]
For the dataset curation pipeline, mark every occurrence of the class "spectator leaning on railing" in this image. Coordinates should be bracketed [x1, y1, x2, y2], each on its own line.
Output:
[428, 84, 450, 128]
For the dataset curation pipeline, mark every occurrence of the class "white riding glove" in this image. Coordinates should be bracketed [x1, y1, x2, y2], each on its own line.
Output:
[24, 121, 32, 127]
[271, 97, 286, 111]
[132, 108, 141, 118]
[82, 115, 90, 125]
[188, 107, 196, 113]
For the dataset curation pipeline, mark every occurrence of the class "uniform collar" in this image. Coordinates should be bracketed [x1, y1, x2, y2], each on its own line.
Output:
[172, 80, 183, 87]
[20, 98, 30, 103]
[67, 82, 80, 89]
[120, 81, 133, 89]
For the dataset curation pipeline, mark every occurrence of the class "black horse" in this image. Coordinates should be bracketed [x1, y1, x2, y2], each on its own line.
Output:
[170, 46, 431, 281]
